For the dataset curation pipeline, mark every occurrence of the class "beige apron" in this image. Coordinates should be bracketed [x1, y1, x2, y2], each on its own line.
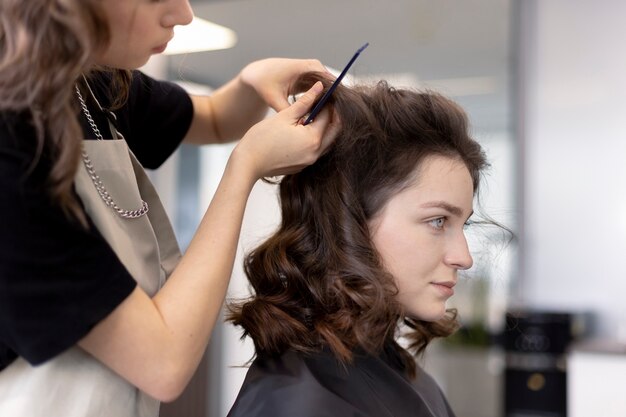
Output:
[0, 106, 182, 416]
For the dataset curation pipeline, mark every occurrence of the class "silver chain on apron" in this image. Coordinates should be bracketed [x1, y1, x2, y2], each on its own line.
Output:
[75, 85, 149, 219]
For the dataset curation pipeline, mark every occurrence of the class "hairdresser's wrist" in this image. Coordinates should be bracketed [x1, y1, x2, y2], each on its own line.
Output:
[227, 142, 263, 188]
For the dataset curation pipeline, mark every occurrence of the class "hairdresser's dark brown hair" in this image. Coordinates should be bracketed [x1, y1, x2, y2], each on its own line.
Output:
[228, 72, 488, 378]
[0, 0, 131, 223]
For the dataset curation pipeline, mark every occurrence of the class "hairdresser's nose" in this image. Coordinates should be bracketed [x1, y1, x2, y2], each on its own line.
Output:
[444, 232, 473, 271]
[163, 0, 194, 28]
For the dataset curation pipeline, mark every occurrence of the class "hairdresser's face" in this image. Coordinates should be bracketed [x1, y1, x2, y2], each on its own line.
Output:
[369, 156, 474, 321]
[96, 0, 193, 69]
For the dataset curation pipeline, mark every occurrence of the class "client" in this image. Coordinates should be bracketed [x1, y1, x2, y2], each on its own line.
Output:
[227, 72, 489, 417]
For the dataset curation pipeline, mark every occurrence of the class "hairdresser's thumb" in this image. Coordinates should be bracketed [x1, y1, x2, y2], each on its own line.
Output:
[285, 81, 324, 122]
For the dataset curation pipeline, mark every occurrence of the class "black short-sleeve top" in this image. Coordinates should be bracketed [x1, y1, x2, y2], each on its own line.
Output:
[0, 70, 194, 371]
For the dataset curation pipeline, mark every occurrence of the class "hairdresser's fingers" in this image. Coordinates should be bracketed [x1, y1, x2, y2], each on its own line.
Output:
[266, 72, 334, 112]
[240, 58, 329, 112]
[282, 81, 324, 122]
[274, 61, 332, 112]
[305, 106, 340, 155]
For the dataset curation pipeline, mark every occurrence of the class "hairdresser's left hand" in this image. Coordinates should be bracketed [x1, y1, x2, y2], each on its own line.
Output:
[240, 58, 334, 112]
[185, 58, 334, 144]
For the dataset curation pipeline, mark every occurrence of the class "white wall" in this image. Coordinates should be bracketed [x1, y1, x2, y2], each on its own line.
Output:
[522, 0, 626, 338]
[568, 346, 626, 417]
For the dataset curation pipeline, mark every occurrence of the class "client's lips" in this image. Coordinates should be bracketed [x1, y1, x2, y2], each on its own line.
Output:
[431, 281, 456, 297]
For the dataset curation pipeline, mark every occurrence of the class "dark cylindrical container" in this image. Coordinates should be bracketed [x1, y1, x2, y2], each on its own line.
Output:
[503, 310, 586, 417]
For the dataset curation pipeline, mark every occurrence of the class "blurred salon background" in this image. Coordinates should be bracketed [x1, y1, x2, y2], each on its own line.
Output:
[143, 1, 626, 416]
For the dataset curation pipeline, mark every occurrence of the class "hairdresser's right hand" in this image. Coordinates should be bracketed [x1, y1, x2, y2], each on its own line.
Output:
[231, 81, 339, 181]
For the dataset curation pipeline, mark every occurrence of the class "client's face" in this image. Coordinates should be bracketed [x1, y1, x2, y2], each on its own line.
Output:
[368, 155, 475, 321]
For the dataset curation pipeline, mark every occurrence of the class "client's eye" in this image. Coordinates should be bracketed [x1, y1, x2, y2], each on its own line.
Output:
[429, 217, 446, 230]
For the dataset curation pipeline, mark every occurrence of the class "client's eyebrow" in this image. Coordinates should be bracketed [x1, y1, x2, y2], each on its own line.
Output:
[420, 201, 473, 219]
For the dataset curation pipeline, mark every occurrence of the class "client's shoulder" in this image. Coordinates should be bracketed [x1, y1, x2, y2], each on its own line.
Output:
[227, 350, 372, 417]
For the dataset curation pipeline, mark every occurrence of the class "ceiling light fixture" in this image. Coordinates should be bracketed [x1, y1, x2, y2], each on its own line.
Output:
[164, 16, 237, 55]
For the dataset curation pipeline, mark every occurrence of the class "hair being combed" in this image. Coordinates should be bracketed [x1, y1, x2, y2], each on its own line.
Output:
[227, 72, 488, 377]
[0, 0, 131, 223]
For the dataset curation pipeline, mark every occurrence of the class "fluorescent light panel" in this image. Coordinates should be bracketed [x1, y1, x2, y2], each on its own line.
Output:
[164, 16, 237, 55]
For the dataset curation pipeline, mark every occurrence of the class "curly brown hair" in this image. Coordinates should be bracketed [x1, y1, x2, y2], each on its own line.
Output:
[227, 72, 488, 378]
[0, 0, 131, 223]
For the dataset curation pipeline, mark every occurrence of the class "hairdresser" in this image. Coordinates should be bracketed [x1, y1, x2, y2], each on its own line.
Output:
[0, 0, 338, 416]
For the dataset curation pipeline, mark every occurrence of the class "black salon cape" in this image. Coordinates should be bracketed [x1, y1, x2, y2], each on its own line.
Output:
[227, 347, 457, 417]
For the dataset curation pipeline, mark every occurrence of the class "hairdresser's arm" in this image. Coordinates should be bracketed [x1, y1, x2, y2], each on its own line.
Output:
[183, 58, 331, 144]
[78, 82, 338, 402]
